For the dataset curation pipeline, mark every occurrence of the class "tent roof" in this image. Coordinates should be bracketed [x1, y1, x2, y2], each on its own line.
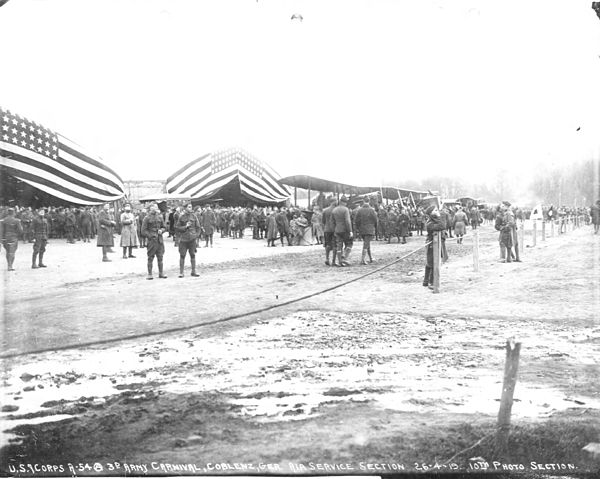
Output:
[166, 148, 290, 204]
[278, 174, 431, 200]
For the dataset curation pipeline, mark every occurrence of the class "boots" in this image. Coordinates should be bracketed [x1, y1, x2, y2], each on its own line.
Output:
[7, 254, 15, 271]
[123, 247, 128, 259]
[361, 250, 367, 265]
[38, 252, 47, 268]
[179, 257, 185, 278]
[102, 246, 111, 262]
[147, 259, 153, 280]
[128, 246, 135, 258]
[32, 253, 38, 269]
[331, 250, 339, 267]
[325, 247, 331, 266]
[368, 249, 373, 263]
[158, 259, 167, 278]
[191, 258, 199, 277]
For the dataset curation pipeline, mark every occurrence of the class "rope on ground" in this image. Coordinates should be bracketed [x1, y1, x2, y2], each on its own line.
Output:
[442, 431, 495, 465]
[0, 242, 431, 360]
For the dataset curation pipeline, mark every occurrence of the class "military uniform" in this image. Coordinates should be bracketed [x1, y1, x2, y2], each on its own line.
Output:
[354, 203, 377, 264]
[0, 212, 23, 270]
[331, 201, 353, 266]
[31, 214, 49, 268]
[142, 211, 167, 279]
[175, 209, 200, 277]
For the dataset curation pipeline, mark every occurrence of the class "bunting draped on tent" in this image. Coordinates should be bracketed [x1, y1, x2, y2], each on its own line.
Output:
[166, 148, 291, 204]
[0, 107, 125, 205]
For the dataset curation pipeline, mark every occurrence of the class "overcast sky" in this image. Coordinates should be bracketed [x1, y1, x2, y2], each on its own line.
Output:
[1, 0, 599, 189]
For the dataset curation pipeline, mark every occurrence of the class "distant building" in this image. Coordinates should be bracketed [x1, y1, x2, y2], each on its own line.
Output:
[123, 180, 166, 202]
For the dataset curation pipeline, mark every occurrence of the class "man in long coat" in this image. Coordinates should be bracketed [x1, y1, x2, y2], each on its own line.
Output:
[276, 207, 291, 246]
[201, 205, 217, 247]
[97, 203, 116, 262]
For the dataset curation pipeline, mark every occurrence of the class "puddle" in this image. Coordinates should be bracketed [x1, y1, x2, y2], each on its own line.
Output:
[1, 312, 598, 447]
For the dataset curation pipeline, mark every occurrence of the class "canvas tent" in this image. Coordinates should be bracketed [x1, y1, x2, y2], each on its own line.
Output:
[166, 148, 291, 205]
[0, 107, 125, 206]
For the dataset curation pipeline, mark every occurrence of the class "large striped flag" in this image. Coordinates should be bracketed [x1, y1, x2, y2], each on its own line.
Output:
[0, 107, 125, 205]
[166, 148, 291, 203]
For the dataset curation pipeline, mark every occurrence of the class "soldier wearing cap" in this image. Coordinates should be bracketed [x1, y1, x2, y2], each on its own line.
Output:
[175, 203, 200, 278]
[354, 199, 377, 264]
[142, 203, 168, 280]
[331, 196, 353, 266]
[321, 198, 337, 265]
[31, 208, 49, 269]
[0, 208, 23, 271]
[97, 203, 116, 262]
[422, 205, 445, 288]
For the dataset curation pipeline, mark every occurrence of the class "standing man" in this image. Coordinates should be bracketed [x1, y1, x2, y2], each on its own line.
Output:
[175, 203, 200, 278]
[80, 207, 93, 243]
[422, 205, 445, 289]
[276, 207, 291, 246]
[499, 201, 516, 263]
[97, 203, 116, 262]
[354, 199, 377, 264]
[322, 198, 337, 265]
[332, 196, 353, 267]
[200, 204, 217, 247]
[0, 208, 23, 271]
[31, 208, 49, 269]
[142, 204, 168, 280]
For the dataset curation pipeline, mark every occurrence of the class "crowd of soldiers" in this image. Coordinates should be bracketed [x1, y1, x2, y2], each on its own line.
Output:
[1, 198, 597, 278]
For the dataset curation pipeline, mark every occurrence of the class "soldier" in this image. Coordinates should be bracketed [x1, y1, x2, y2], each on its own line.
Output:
[31, 208, 49, 269]
[354, 199, 377, 264]
[422, 205, 445, 289]
[80, 207, 93, 243]
[322, 198, 337, 265]
[397, 207, 410, 244]
[0, 208, 23, 271]
[97, 203, 116, 262]
[276, 207, 291, 246]
[331, 196, 353, 266]
[311, 206, 324, 245]
[175, 203, 200, 278]
[499, 201, 516, 263]
[137, 207, 147, 247]
[142, 203, 168, 280]
[120, 204, 139, 258]
[200, 204, 217, 247]
[20, 207, 34, 243]
[65, 208, 77, 244]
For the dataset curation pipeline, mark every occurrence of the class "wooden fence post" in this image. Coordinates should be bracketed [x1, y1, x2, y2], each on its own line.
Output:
[532, 220, 537, 247]
[551, 219, 555, 237]
[496, 339, 522, 456]
[433, 231, 440, 294]
[541, 220, 546, 241]
[473, 228, 480, 272]
[519, 222, 524, 256]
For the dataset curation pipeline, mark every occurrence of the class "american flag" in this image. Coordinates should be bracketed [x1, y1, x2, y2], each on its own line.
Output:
[0, 107, 125, 205]
[166, 148, 290, 203]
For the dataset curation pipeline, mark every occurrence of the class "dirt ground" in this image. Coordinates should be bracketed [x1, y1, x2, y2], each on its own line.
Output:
[1, 222, 599, 477]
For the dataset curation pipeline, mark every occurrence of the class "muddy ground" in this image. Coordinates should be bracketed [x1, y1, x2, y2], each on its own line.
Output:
[1, 222, 599, 477]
